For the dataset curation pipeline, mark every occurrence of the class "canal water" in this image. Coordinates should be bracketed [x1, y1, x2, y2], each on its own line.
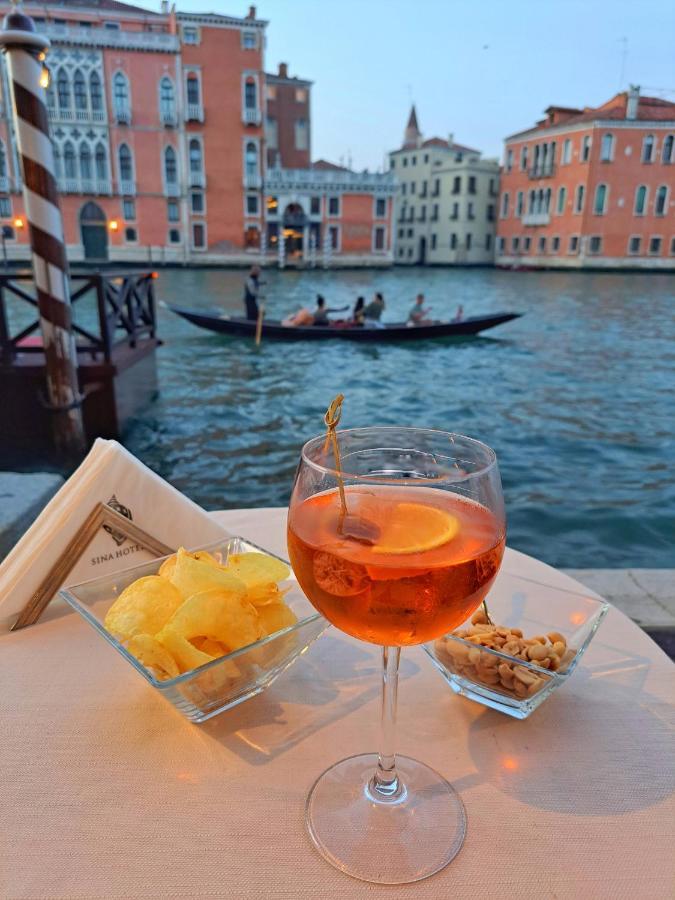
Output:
[121, 266, 673, 570]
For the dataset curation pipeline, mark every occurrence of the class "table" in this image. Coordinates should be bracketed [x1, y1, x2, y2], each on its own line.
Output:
[1, 508, 673, 899]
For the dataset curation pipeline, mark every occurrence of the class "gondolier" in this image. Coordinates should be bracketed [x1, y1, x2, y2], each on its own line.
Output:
[243, 265, 262, 320]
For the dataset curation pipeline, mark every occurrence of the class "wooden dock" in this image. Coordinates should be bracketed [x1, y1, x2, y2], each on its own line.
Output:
[0, 270, 160, 452]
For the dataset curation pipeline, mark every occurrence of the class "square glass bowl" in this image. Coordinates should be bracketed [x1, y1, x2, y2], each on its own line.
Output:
[424, 571, 609, 719]
[60, 537, 329, 723]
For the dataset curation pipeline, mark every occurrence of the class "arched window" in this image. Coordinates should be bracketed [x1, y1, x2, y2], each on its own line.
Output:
[655, 185, 668, 216]
[64, 141, 76, 178]
[528, 189, 535, 214]
[79, 142, 92, 180]
[0, 140, 5, 177]
[89, 71, 102, 111]
[245, 141, 257, 177]
[594, 183, 607, 214]
[73, 69, 87, 111]
[544, 187, 552, 213]
[189, 139, 202, 172]
[557, 185, 567, 214]
[52, 142, 62, 179]
[634, 184, 647, 215]
[186, 73, 200, 105]
[642, 134, 654, 162]
[164, 146, 177, 184]
[113, 72, 129, 108]
[600, 133, 614, 161]
[663, 134, 674, 164]
[95, 143, 107, 180]
[160, 77, 174, 110]
[46, 79, 56, 109]
[118, 143, 133, 181]
[244, 78, 257, 109]
[57, 68, 70, 109]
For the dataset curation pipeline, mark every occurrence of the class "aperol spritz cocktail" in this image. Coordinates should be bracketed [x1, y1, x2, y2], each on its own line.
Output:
[287, 427, 505, 885]
[288, 485, 504, 646]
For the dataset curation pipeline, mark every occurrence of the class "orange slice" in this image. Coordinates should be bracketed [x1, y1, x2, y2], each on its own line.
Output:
[313, 551, 370, 596]
[371, 503, 459, 555]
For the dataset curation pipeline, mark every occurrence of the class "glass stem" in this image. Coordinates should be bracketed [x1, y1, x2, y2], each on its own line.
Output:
[368, 646, 405, 803]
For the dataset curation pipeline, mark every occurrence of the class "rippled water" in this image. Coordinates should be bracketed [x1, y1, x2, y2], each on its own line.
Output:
[116, 266, 674, 569]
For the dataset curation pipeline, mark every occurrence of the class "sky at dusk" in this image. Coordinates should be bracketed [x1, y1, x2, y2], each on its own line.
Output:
[171, 0, 673, 169]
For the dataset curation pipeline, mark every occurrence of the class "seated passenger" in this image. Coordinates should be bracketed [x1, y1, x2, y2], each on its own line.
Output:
[407, 293, 433, 326]
[352, 296, 366, 326]
[363, 292, 385, 328]
[282, 307, 314, 327]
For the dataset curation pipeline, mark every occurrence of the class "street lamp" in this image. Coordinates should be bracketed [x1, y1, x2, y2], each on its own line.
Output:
[108, 219, 119, 232]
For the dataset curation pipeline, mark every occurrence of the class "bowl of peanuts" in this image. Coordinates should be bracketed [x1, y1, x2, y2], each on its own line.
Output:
[426, 586, 609, 718]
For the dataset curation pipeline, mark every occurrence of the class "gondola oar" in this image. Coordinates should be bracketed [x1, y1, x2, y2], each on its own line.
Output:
[255, 294, 265, 346]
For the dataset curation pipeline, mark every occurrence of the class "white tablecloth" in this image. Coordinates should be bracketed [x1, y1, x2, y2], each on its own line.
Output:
[1, 507, 673, 899]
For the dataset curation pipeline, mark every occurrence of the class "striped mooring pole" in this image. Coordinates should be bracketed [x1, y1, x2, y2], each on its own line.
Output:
[0, 3, 85, 453]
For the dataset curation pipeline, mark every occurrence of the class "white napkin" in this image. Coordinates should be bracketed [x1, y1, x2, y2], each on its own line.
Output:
[0, 439, 230, 633]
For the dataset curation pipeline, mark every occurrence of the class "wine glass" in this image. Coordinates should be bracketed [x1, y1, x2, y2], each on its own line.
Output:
[287, 427, 506, 884]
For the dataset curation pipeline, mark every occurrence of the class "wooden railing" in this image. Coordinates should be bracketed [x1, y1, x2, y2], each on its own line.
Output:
[0, 270, 158, 364]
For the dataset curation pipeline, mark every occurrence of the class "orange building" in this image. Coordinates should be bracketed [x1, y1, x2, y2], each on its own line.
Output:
[0, 0, 392, 266]
[496, 88, 675, 270]
[264, 62, 311, 170]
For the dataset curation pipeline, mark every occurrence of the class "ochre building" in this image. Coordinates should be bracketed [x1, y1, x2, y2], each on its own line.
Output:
[496, 88, 675, 270]
[0, 0, 393, 266]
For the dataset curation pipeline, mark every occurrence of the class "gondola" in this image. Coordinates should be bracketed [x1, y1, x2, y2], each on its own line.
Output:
[166, 305, 522, 341]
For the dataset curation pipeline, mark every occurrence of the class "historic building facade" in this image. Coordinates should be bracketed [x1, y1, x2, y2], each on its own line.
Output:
[389, 107, 499, 265]
[496, 88, 675, 269]
[0, 0, 392, 265]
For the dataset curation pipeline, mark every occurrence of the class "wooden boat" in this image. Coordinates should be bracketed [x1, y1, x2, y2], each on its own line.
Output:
[167, 305, 522, 341]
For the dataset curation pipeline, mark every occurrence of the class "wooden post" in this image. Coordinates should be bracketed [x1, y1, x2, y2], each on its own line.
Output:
[0, 4, 85, 454]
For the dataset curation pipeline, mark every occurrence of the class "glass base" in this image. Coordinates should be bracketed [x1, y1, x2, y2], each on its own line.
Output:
[305, 753, 466, 884]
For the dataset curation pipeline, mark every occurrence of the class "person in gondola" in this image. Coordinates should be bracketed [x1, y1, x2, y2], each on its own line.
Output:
[363, 292, 385, 328]
[352, 296, 366, 326]
[312, 295, 330, 326]
[243, 265, 262, 320]
[408, 293, 433, 326]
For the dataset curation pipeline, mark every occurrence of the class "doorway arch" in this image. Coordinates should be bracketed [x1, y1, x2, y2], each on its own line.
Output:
[282, 202, 306, 257]
[80, 201, 108, 260]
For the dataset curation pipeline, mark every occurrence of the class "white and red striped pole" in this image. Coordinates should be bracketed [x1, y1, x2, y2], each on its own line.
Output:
[0, 3, 85, 453]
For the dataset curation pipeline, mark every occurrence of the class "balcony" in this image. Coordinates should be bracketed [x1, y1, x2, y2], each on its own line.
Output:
[189, 171, 205, 188]
[96, 179, 112, 195]
[80, 179, 95, 194]
[528, 163, 556, 179]
[119, 180, 136, 196]
[65, 178, 79, 193]
[114, 104, 131, 125]
[522, 212, 550, 226]
[186, 104, 204, 123]
[165, 182, 181, 197]
[264, 167, 397, 196]
[244, 172, 261, 189]
[243, 108, 261, 126]
[160, 106, 178, 127]
[41, 21, 180, 52]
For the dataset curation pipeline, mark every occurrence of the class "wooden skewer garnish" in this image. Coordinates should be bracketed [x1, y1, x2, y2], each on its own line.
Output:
[323, 395, 380, 544]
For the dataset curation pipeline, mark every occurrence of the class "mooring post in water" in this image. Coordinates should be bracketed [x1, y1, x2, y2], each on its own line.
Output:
[0, 2, 85, 454]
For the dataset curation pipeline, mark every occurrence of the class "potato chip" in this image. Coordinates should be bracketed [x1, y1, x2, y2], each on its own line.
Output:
[246, 583, 291, 608]
[156, 626, 216, 673]
[104, 576, 184, 641]
[126, 633, 180, 680]
[192, 636, 228, 657]
[169, 547, 247, 600]
[158, 553, 178, 580]
[167, 587, 263, 652]
[225, 552, 290, 590]
[257, 601, 298, 636]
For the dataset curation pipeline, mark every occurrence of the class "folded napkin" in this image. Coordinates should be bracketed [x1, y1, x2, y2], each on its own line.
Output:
[0, 439, 229, 633]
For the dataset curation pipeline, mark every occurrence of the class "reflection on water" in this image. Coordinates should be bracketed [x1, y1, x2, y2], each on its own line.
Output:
[15, 266, 675, 568]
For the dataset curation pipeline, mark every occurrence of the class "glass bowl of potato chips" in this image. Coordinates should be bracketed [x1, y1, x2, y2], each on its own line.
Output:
[60, 537, 329, 722]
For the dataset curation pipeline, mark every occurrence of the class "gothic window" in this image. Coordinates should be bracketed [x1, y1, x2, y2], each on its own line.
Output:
[57, 68, 70, 109]
[64, 141, 76, 178]
[73, 69, 87, 111]
[655, 185, 668, 216]
[189, 139, 203, 173]
[593, 183, 607, 214]
[164, 146, 177, 183]
[52, 142, 62, 178]
[600, 133, 614, 161]
[634, 184, 647, 215]
[95, 143, 107, 180]
[160, 76, 174, 112]
[244, 141, 257, 177]
[244, 78, 257, 109]
[79, 142, 92, 180]
[113, 72, 129, 109]
[662, 135, 674, 164]
[642, 134, 654, 162]
[89, 71, 102, 111]
[186, 73, 200, 106]
[118, 143, 133, 181]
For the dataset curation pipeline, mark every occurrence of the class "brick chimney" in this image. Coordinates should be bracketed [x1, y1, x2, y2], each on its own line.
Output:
[626, 85, 640, 120]
[247, 5, 256, 18]
[278, 62, 288, 78]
